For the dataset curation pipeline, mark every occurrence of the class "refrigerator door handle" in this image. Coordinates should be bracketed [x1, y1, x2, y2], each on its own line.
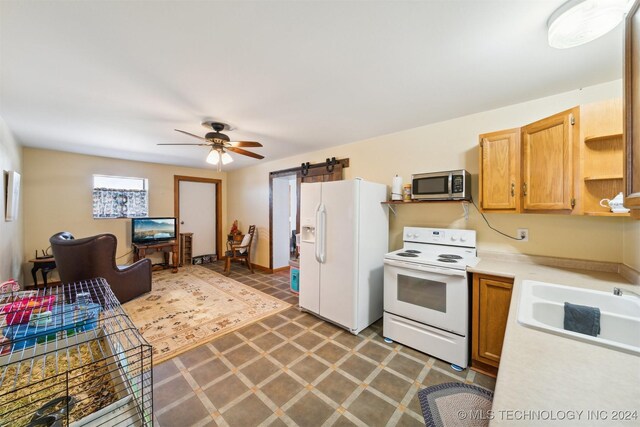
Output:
[315, 204, 322, 263]
[318, 205, 327, 263]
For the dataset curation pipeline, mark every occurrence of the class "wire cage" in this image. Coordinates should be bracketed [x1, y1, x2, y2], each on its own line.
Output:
[0, 278, 153, 426]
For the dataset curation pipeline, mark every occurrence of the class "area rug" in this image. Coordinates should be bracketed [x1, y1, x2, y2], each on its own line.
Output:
[123, 265, 290, 363]
[418, 382, 494, 427]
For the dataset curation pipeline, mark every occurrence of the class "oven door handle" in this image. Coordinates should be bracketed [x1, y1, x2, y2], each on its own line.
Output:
[384, 259, 467, 277]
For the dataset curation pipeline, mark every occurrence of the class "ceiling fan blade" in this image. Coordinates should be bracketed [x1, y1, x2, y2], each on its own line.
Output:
[157, 143, 210, 146]
[175, 129, 210, 142]
[228, 141, 263, 148]
[227, 146, 265, 159]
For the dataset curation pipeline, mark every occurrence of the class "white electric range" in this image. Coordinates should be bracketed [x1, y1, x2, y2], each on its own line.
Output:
[383, 227, 478, 368]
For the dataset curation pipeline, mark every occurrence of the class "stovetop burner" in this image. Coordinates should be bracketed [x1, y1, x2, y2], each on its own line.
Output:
[437, 258, 458, 263]
[439, 254, 463, 259]
[405, 249, 421, 254]
[396, 252, 419, 257]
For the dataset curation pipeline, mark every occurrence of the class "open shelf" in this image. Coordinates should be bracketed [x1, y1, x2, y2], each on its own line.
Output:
[581, 125, 624, 214]
[584, 133, 623, 144]
[381, 199, 470, 219]
[584, 175, 623, 181]
[381, 199, 468, 204]
[584, 211, 630, 217]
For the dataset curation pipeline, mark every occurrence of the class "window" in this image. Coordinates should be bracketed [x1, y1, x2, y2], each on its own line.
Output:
[92, 175, 148, 218]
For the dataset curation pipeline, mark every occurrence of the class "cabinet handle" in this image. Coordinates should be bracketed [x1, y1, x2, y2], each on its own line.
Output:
[511, 182, 515, 197]
[522, 183, 527, 196]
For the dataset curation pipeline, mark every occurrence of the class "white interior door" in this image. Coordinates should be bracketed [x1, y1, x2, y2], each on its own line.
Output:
[179, 181, 216, 257]
[273, 176, 293, 269]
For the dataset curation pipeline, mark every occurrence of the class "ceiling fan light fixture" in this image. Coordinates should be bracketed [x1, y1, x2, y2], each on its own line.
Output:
[547, 0, 632, 49]
[206, 149, 220, 165]
[221, 151, 234, 165]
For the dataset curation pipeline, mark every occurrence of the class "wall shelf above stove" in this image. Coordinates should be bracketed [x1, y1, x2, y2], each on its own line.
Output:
[381, 200, 470, 220]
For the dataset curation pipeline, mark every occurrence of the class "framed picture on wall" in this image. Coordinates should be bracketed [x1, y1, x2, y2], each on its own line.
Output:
[4, 170, 20, 221]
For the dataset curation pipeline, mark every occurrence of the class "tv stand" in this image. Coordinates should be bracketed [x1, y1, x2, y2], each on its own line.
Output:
[133, 241, 179, 273]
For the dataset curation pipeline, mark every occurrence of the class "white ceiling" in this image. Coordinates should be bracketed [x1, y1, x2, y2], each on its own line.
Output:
[0, 0, 624, 170]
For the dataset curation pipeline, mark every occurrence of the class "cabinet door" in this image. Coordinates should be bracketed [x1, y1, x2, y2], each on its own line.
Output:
[522, 108, 578, 211]
[479, 129, 520, 212]
[472, 274, 513, 376]
[624, 1, 640, 218]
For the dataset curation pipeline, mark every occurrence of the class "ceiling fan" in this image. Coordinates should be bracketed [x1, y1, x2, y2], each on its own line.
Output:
[158, 121, 264, 171]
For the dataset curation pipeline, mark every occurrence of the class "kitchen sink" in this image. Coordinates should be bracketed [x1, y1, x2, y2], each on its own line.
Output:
[517, 280, 640, 355]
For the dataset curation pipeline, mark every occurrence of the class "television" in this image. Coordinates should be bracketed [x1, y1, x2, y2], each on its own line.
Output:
[131, 217, 177, 244]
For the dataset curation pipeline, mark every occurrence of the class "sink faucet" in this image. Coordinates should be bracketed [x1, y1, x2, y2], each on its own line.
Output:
[613, 287, 640, 298]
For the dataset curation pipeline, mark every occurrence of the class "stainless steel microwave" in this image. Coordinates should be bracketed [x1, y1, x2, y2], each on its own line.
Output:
[411, 170, 471, 201]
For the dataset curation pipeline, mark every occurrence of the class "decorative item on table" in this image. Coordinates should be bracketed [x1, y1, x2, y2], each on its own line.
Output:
[403, 184, 412, 202]
[391, 175, 403, 201]
[229, 219, 240, 236]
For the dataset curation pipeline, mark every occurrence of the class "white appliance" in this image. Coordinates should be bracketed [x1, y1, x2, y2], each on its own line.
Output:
[299, 179, 389, 335]
[383, 227, 478, 368]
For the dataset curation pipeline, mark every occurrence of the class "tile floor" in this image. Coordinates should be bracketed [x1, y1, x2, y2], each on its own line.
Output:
[152, 260, 496, 426]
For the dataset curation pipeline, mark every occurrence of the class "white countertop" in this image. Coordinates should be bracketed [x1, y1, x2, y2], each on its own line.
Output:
[468, 259, 640, 427]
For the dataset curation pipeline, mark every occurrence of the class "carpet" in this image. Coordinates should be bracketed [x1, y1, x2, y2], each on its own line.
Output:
[418, 382, 494, 427]
[123, 265, 290, 363]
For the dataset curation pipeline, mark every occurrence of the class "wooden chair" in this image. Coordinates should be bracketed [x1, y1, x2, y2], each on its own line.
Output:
[224, 225, 256, 274]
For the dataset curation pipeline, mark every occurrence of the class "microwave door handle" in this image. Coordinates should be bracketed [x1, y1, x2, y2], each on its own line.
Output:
[384, 259, 467, 277]
[448, 174, 453, 197]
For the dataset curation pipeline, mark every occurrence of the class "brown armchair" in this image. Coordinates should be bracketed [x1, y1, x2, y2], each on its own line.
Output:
[49, 232, 152, 303]
[224, 225, 256, 275]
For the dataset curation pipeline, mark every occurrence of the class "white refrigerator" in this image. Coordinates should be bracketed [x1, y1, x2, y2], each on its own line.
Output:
[299, 179, 389, 335]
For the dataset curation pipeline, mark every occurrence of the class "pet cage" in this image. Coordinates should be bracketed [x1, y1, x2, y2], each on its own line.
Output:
[0, 278, 153, 426]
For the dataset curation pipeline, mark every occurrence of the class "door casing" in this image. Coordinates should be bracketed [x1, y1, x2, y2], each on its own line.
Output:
[174, 175, 222, 261]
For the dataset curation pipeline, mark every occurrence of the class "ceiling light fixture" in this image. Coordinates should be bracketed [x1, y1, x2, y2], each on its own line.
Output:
[221, 151, 234, 165]
[206, 148, 220, 165]
[547, 0, 633, 49]
[206, 148, 233, 172]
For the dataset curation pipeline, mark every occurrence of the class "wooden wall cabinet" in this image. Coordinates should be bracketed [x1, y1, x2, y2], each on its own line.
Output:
[522, 107, 579, 212]
[479, 128, 521, 213]
[471, 273, 514, 377]
[179, 232, 193, 266]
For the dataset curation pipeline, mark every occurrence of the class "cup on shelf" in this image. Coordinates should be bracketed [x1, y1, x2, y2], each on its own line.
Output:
[599, 192, 627, 212]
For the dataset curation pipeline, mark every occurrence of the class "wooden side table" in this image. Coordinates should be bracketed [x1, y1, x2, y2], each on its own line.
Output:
[133, 241, 179, 273]
[29, 257, 57, 287]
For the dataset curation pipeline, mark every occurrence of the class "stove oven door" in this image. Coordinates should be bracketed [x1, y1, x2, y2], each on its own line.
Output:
[383, 259, 468, 336]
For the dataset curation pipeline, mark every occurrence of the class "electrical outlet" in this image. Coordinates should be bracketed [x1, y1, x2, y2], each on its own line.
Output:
[517, 228, 529, 242]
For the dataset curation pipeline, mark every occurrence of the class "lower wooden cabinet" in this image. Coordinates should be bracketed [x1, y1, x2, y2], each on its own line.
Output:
[471, 273, 514, 377]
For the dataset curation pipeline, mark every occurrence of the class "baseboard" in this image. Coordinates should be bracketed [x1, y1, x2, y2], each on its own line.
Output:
[272, 266, 290, 273]
[620, 263, 640, 285]
[251, 263, 272, 273]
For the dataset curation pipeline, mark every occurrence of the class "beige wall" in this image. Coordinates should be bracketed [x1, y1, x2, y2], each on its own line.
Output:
[22, 148, 226, 285]
[0, 116, 23, 282]
[228, 80, 632, 269]
[623, 219, 640, 272]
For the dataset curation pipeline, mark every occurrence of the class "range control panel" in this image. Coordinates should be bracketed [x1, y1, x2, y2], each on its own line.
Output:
[403, 227, 476, 248]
